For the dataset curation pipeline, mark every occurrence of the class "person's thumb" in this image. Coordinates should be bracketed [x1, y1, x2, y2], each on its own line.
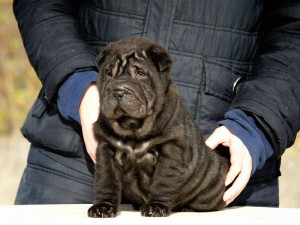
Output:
[205, 126, 226, 150]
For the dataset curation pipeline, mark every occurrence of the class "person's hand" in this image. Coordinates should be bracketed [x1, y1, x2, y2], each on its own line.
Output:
[205, 126, 252, 205]
[79, 84, 99, 163]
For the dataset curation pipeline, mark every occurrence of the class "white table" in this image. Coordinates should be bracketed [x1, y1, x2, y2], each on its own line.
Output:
[1, 204, 299, 225]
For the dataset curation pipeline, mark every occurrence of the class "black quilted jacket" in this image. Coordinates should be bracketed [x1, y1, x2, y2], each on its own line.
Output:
[14, 0, 300, 183]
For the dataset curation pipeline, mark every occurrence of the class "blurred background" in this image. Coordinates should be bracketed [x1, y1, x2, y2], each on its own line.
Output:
[0, 0, 299, 207]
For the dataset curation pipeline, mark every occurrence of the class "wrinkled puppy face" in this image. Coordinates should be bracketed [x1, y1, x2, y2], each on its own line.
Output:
[96, 37, 172, 137]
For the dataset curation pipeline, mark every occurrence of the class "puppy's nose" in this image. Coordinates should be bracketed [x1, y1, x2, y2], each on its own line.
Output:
[112, 89, 125, 100]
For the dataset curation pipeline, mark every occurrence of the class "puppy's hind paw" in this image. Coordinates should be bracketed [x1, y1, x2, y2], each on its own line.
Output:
[88, 203, 117, 218]
[141, 203, 171, 217]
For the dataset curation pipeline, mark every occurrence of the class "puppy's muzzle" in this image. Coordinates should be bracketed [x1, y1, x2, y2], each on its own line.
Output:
[109, 83, 134, 101]
[112, 89, 126, 101]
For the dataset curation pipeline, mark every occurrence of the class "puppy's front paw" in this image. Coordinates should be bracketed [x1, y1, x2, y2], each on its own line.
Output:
[88, 203, 117, 218]
[141, 203, 171, 217]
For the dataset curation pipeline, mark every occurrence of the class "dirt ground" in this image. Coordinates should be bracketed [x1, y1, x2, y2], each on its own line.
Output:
[0, 133, 300, 207]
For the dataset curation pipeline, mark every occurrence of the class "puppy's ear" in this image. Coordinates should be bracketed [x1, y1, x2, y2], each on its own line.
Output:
[95, 49, 109, 70]
[148, 44, 172, 72]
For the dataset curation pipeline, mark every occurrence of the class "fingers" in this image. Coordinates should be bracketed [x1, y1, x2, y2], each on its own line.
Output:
[206, 126, 253, 205]
[80, 84, 100, 163]
[205, 126, 229, 150]
[223, 142, 252, 205]
[223, 154, 252, 205]
[224, 135, 244, 185]
[224, 163, 242, 186]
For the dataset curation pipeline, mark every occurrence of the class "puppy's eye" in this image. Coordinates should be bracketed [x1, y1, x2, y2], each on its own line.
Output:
[136, 68, 147, 78]
[104, 70, 112, 80]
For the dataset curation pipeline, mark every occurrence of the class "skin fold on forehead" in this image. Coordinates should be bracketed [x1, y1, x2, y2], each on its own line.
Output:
[108, 50, 149, 78]
[120, 50, 147, 67]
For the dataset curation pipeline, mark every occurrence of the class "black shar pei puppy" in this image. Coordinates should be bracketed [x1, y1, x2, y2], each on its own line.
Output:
[88, 37, 229, 218]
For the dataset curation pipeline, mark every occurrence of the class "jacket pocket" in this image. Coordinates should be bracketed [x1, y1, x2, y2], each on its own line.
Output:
[200, 59, 252, 126]
[204, 60, 244, 102]
[21, 89, 85, 157]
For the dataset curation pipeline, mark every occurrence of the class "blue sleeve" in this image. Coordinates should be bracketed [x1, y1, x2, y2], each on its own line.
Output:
[57, 70, 98, 124]
[220, 109, 274, 175]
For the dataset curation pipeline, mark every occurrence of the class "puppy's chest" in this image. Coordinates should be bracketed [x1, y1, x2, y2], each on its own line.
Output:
[113, 141, 158, 170]
[111, 140, 159, 202]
